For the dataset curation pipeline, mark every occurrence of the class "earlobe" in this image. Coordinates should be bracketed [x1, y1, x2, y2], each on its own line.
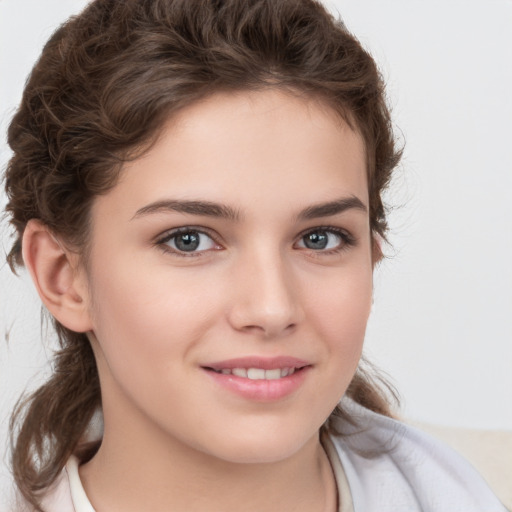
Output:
[22, 219, 93, 333]
[371, 234, 384, 267]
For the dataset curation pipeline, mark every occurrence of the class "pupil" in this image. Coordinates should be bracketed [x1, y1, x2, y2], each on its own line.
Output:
[175, 232, 200, 251]
[305, 232, 328, 249]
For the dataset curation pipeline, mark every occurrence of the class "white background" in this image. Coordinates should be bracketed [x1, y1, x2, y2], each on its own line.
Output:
[1, 0, 511, 505]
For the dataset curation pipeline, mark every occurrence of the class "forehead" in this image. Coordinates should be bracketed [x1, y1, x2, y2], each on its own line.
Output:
[94, 89, 368, 221]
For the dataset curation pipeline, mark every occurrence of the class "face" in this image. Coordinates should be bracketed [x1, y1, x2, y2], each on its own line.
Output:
[83, 89, 373, 464]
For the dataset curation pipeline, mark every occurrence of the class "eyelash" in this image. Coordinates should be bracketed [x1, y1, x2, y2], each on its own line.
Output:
[296, 226, 356, 256]
[155, 226, 220, 258]
[155, 225, 356, 258]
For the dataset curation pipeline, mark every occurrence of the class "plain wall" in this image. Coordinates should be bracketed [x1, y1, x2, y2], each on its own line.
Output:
[1, 0, 511, 506]
[327, 0, 512, 430]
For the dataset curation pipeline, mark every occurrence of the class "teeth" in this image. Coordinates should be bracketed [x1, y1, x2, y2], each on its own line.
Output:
[232, 368, 247, 378]
[217, 367, 300, 380]
[265, 369, 281, 380]
[247, 368, 265, 380]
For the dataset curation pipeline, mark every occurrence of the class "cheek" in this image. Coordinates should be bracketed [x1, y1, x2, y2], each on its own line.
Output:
[315, 270, 373, 395]
[94, 279, 196, 330]
[86, 255, 217, 362]
[85, 264, 222, 418]
[305, 261, 373, 399]
[309, 263, 373, 343]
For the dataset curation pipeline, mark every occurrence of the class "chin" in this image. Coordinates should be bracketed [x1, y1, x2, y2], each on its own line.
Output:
[196, 424, 319, 465]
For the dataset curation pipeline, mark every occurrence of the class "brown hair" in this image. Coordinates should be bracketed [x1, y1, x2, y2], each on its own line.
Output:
[4, 0, 401, 509]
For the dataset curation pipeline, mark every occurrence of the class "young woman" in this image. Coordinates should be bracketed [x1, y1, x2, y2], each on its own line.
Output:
[3, 0, 507, 511]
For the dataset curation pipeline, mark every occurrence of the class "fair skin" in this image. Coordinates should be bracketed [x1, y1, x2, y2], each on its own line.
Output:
[23, 89, 374, 512]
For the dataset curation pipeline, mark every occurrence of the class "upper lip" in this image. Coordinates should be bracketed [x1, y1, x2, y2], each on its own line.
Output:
[202, 356, 311, 371]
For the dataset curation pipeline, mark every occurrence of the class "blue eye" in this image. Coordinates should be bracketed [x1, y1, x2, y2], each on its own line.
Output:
[296, 229, 351, 251]
[157, 226, 354, 257]
[159, 229, 218, 254]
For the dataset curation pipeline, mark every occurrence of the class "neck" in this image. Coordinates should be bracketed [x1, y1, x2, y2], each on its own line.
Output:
[79, 410, 336, 512]
[78, 344, 339, 512]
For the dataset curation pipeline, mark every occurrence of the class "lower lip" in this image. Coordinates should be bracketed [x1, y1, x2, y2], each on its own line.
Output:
[203, 367, 310, 402]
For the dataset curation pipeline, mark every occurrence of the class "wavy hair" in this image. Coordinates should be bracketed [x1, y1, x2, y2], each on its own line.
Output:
[4, 0, 401, 509]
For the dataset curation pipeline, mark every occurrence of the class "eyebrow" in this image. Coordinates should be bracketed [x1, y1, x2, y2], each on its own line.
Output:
[132, 200, 242, 221]
[296, 196, 367, 220]
[132, 196, 367, 222]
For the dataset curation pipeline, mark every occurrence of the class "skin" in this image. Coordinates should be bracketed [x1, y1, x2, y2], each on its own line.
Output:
[24, 89, 374, 512]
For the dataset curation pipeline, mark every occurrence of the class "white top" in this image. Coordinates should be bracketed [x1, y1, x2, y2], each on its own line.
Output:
[329, 400, 508, 511]
[36, 399, 507, 512]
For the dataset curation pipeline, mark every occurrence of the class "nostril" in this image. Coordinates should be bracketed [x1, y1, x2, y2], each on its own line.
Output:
[239, 321, 297, 336]
[226, 276, 304, 336]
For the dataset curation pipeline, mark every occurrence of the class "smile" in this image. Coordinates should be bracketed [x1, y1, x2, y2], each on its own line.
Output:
[211, 367, 297, 379]
[203, 357, 311, 401]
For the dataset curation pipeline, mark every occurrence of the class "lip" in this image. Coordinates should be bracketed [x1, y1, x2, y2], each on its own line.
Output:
[201, 356, 311, 402]
[203, 356, 310, 371]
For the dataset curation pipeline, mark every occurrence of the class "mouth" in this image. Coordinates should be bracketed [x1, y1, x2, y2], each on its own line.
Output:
[204, 366, 306, 380]
[201, 356, 311, 400]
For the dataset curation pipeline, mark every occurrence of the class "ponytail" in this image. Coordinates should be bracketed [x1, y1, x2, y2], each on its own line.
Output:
[10, 329, 100, 510]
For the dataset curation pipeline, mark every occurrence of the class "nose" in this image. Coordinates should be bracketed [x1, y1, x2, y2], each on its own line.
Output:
[227, 248, 304, 338]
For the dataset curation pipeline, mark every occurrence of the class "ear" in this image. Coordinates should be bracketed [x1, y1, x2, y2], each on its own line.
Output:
[371, 234, 384, 268]
[22, 219, 93, 333]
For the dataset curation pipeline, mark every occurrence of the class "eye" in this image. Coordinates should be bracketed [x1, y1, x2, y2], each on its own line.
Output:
[157, 228, 220, 255]
[296, 228, 354, 252]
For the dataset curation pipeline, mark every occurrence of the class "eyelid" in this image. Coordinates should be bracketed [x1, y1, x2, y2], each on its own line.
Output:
[155, 226, 224, 257]
[296, 225, 353, 239]
[154, 224, 356, 258]
[294, 225, 356, 252]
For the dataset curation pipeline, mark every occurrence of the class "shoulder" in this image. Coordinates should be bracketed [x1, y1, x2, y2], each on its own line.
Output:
[9, 470, 74, 512]
[15, 464, 76, 512]
[34, 456, 92, 512]
[328, 398, 508, 512]
[38, 465, 75, 512]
